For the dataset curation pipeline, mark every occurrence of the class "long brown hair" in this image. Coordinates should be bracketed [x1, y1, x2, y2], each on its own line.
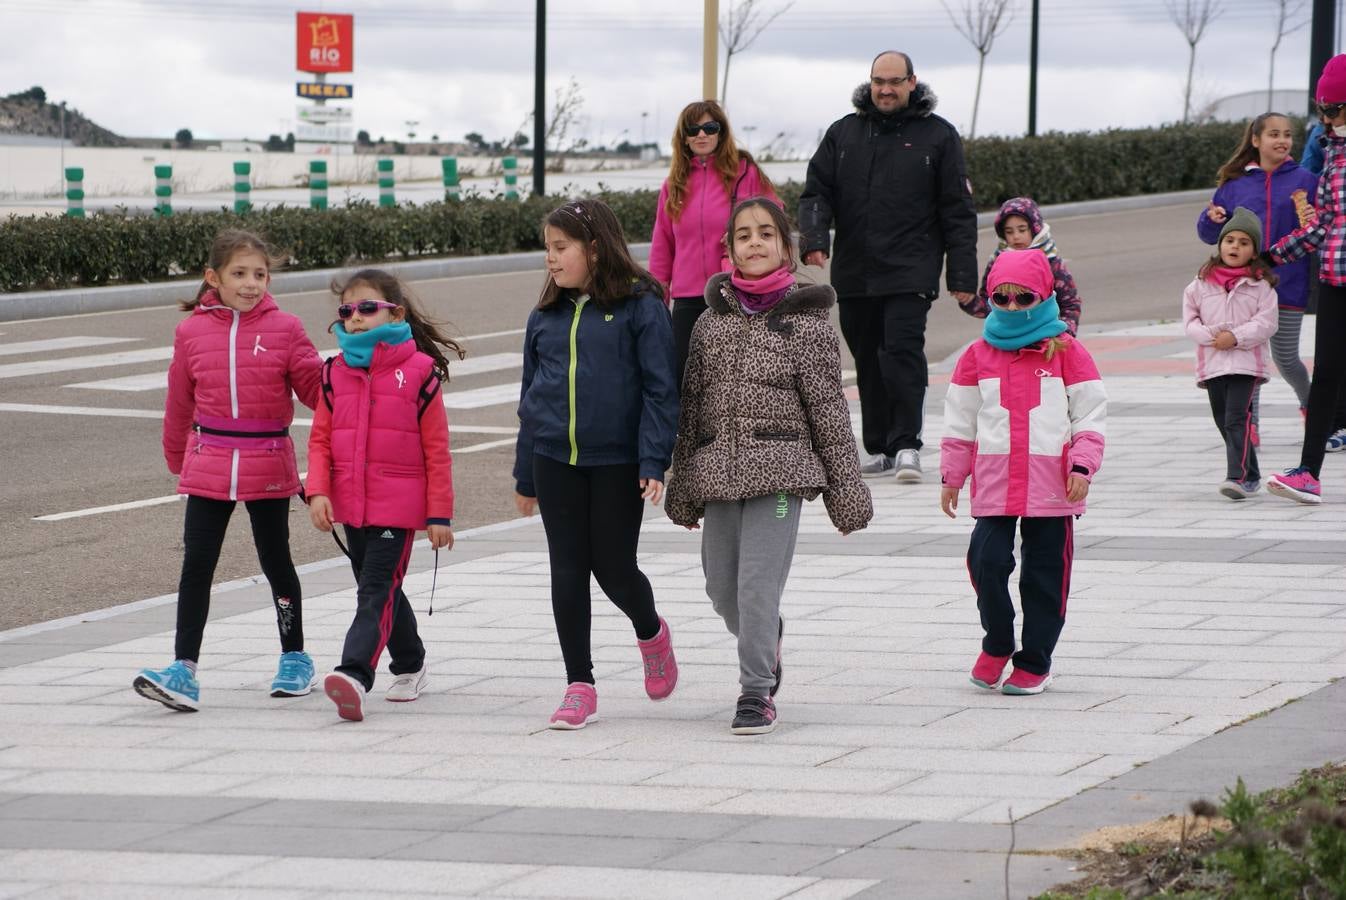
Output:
[726, 197, 797, 273]
[537, 199, 664, 310]
[330, 268, 467, 383]
[182, 229, 280, 310]
[663, 100, 775, 221]
[1197, 252, 1280, 287]
[1215, 113, 1292, 186]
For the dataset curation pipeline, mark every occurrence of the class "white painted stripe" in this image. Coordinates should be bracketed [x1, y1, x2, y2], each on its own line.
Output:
[454, 437, 516, 454]
[451, 351, 522, 377]
[67, 371, 168, 391]
[461, 326, 526, 342]
[33, 493, 185, 522]
[0, 336, 137, 357]
[443, 382, 519, 409]
[0, 402, 518, 434]
[0, 346, 173, 379]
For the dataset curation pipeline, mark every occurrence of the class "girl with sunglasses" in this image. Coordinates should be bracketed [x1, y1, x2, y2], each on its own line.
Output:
[649, 100, 780, 388]
[940, 250, 1106, 696]
[307, 269, 465, 721]
[135, 229, 322, 712]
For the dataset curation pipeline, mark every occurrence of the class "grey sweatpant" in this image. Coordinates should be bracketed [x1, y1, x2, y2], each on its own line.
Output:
[702, 493, 803, 694]
[1251, 306, 1312, 426]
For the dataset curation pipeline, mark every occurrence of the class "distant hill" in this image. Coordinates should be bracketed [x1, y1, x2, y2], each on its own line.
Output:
[0, 86, 127, 147]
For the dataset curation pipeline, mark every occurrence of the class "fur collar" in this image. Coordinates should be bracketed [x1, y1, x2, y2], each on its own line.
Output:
[703, 272, 836, 316]
[850, 80, 938, 120]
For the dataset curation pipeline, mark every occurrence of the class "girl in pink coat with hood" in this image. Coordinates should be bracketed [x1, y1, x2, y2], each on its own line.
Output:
[1182, 207, 1280, 500]
[134, 230, 322, 713]
[940, 250, 1107, 696]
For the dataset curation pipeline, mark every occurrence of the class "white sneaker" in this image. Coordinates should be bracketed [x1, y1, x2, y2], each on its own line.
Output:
[323, 671, 366, 722]
[386, 665, 428, 702]
[894, 449, 923, 484]
[858, 454, 895, 478]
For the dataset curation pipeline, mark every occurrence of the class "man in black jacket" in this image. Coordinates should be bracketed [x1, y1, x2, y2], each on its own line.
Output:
[799, 51, 978, 484]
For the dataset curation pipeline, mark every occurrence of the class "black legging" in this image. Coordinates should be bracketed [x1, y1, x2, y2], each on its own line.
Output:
[1300, 283, 1346, 478]
[671, 295, 707, 395]
[533, 454, 661, 685]
[175, 495, 304, 662]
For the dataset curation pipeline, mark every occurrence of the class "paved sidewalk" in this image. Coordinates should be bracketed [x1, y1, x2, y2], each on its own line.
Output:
[1, 318, 1344, 899]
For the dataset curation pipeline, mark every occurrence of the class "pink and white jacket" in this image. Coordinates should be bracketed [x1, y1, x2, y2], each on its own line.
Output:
[1181, 275, 1279, 387]
[941, 335, 1107, 518]
[649, 157, 778, 299]
[163, 292, 321, 502]
[305, 340, 454, 531]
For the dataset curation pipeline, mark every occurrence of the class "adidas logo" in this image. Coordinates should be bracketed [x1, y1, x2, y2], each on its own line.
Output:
[380, 529, 395, 539]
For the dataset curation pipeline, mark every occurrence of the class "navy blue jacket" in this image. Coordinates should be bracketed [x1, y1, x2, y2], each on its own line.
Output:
[514, 287, 679, 497]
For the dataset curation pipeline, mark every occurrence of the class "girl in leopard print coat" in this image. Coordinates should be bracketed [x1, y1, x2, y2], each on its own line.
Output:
[666, 198, 872, 735]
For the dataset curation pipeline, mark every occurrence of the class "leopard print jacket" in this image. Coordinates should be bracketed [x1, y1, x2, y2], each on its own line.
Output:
[665, 273, 873, 534]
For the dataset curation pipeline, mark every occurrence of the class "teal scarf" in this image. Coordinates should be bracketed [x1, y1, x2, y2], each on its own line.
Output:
[334, 321, 413, 367]
[983, 294, 1068, 350]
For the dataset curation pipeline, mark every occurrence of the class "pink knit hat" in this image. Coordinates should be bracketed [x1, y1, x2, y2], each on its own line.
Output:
[1317, 54, 1346, 105]
[987, 249, 1054, 300]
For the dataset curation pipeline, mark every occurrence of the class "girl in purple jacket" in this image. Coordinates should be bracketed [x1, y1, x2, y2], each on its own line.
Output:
[134, 230, 322, 713]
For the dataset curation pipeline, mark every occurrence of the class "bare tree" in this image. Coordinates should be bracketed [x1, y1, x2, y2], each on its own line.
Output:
[1165, 0, 1224, 124]
[942, 0, 1015, 139]
[719, 0, 795, 107]
[1268, 0, 1309, 109]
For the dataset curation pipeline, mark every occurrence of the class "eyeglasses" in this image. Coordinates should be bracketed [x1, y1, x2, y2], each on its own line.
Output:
[990, 291, 1040, 309]
[684, 121, 722, 137]
[1319, 102, 1346, 119]
[337, 299, 399, 319]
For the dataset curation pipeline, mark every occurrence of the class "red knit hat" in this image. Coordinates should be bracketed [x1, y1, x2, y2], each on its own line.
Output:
[987, 249, 1055, 300]
[1317, 54, 1346, 105]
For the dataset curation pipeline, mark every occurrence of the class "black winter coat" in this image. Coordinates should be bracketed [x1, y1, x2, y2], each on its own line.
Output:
[798, 82, 979, 299]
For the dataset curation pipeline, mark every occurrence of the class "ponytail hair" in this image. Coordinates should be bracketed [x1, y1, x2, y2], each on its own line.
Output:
[181, 229, 280, 311]
[1215, 112, 1292, 186]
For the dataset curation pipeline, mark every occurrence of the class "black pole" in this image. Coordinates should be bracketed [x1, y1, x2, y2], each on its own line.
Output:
[533, 0, 545, 196]
[1027, 0, 1040, 136]
[1310, 0, 1336, 115]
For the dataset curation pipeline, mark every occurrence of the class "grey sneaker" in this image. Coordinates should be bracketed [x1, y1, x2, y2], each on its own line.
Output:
[894, 449, 923, 484]
[1218, 479, 1259, 500]
[859, 454, 895, 478]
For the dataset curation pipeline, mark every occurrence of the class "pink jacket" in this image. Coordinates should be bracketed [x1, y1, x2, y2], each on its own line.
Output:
[649, 157, 778, 299]
[305, 340, 454, 531]
[164, 293, 321, 501]
[941, 335, 1107, 518]
[1181, 275, 1279, 386]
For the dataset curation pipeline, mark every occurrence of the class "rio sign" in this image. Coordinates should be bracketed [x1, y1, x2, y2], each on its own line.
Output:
[296, 12, 354, 73]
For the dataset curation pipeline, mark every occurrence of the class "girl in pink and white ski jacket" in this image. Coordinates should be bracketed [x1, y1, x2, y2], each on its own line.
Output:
[939, 250, 1106, 697]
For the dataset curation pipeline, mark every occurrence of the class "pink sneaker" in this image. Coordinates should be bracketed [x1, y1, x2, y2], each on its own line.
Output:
[636, 617, 678, 701]
[323, 671, 366, 721]
[1001, 668, 1052, 695]
[969, 651, 1012, 690]
[1266, 467, 1322, 505]
[548, 682, 598, 730]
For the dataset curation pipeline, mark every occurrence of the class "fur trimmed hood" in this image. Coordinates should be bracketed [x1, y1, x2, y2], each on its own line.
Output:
[703, 272, 837, 316]
[850, 80, 938, 120]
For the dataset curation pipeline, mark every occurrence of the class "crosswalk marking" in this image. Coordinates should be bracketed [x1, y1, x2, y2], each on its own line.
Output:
[444, 382, 519, 409]
[450, 352, 522, 377]
[68, 372, 167, 392]
[0, 336, 138, 357]
[0, 403, 163, 419]
[0, 347, 174, 379]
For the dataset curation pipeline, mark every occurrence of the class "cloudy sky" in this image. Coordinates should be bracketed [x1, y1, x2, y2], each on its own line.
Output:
[0, 0, 1327, 156]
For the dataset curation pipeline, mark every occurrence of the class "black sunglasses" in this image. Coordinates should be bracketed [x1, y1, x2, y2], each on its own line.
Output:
[1320, 102, 1346, 119]
[337, 299, 399, 319]
[990, 291, 1041, 309]
[684, 121, 722, 137]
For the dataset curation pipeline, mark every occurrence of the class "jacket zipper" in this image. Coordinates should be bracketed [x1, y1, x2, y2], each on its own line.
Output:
[567, 296, 588, 464]
[1264, 170, 1272, 250]
[228, 309, 240, 500]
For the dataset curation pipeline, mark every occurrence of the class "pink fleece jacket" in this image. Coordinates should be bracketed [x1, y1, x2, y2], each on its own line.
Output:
[1181, 275, 1279, 387]
[163, 292, 321, 501]
[649, 157, 779, 299]
[941, 335, 1107, 518]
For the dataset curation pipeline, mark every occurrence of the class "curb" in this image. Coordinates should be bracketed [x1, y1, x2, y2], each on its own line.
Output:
[1, 188, 1211, 322]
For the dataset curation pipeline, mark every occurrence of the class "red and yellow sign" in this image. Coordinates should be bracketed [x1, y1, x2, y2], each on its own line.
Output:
[296, 12, 354, 73]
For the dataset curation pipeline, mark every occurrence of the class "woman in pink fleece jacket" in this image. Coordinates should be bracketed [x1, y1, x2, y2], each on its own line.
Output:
[648, 100, 778, 388]
[134, 229, 322, 713]
[940, 250, 1107, 696]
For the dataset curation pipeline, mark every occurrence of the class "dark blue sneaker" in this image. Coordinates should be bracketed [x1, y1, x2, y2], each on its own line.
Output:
[731, 693, 777, 735]
[133, 660, 200, 712]
[1218, 479, 1259, 500]
[270, 651, 316, 697]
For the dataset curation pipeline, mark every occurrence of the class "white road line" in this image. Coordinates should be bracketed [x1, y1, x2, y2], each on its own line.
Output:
[0, 346, 173, 379]
[68, 371, 168, 392]
[0, 336, 138, 357]
[451, 351, 522, 376]
[444, 382, 519, 409]
[453, 437, 516, 454]
[0, 402, 519, 434]
[461, 327, 526, 342]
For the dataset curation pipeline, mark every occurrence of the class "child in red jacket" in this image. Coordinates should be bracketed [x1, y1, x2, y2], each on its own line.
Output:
[307, 269, 464, 721]
[135, 229, 322, 713]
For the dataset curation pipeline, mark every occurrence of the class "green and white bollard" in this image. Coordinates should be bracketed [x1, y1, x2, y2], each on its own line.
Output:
[502, 156, 518, 200]
[442, 157, 460, 201]
[233, 161, 251, 213]
[64, 167, 85, 218]
[377, 158, 395, 207]
[154, 164, 172, 216]
[309, 160, 328, 210]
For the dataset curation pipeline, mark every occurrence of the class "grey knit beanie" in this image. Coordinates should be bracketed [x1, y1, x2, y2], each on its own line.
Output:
[1219, 206, 1263, 250]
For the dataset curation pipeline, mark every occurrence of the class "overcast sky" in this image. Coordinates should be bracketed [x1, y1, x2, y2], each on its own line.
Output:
[0, 0, 1329, 156]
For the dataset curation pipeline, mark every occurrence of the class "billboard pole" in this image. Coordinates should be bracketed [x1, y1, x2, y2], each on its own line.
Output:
[534, 0, 545, 197]
[703, 0, 718, 100]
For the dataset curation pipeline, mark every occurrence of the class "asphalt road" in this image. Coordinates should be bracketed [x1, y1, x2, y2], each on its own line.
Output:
[1, 200, 1207, 630]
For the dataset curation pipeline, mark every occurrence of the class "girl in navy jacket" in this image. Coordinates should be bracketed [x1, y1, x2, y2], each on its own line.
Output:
[513, 199, 680, 730]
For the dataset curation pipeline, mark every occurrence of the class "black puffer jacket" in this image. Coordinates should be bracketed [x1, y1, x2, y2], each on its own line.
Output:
[798, 82, 979, 299]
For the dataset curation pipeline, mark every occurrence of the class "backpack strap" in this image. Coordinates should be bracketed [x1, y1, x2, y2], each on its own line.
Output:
[416, 371, 441, 420]
[320, 356, 337, 412]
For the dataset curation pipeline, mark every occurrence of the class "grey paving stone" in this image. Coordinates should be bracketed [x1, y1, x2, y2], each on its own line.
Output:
[218, 799, 508, 832]
[0, 817, 184, 851]
[871, 820, 1083, 853]
[144, 823, 437, 859]
[0, 643, 71, 668]
[464, 805, 757, 841]
[1025, 787, 1210, 831]
[651, 838, 846, 876]
[389, 829, 692, 868]
[0, 793, 266, 824]
[804, 847, 1078, 897]
[717, 815, 912, 847]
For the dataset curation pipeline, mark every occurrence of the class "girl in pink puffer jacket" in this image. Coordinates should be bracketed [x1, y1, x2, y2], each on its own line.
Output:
[134, 230, 322, 713]
[1182, 207, 1280, 501]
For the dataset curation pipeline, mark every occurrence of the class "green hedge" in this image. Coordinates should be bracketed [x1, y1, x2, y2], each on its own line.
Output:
[1, 121, 1255, 292]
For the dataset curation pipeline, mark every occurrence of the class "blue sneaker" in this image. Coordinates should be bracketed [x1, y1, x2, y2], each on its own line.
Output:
[133, 660, 200, 712]
[270, 651, 316, 697]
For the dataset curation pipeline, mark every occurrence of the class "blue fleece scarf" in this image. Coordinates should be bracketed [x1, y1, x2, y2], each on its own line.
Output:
[334, 321, 413, 367]
[983, 294, 1068, 350]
